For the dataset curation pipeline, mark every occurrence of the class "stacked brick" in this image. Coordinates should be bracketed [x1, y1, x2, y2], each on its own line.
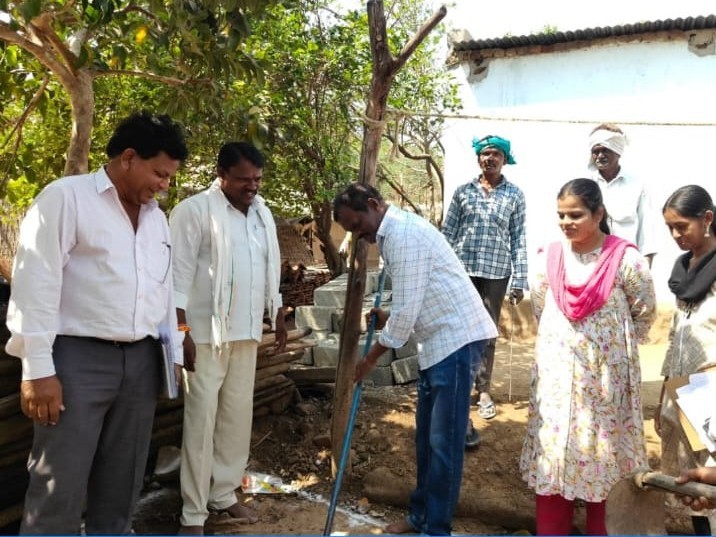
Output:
[288, 272, 419, 387]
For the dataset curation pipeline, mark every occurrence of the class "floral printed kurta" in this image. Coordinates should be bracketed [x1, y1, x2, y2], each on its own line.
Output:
[520, 243, 656, 502]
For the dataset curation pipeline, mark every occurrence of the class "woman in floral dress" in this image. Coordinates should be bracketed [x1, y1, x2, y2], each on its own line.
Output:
[520, 178, 656, 535]
[657, 184, 716, 535]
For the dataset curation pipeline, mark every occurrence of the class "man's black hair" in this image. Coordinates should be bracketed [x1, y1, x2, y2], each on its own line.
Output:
[106, 111, 188, 161]
[217, 141, 265, 171]
[332, 183, 383, 221]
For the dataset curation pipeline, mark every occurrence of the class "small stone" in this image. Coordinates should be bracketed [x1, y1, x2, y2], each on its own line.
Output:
[295, 402, 318, 416]
[312, 433, 331, 448]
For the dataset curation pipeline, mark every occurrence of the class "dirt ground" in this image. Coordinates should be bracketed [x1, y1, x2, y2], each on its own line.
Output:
[131, 305, 675, 536]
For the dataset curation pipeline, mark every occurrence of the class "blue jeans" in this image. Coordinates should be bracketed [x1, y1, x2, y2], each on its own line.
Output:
[407, 339, 486, 535]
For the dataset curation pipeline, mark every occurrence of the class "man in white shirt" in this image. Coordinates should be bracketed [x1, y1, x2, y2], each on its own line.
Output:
[333, 183, 498, 536]
[170, 142, 286, 535]
[6, 112, 188, 534]
[589, 124, 658, 266]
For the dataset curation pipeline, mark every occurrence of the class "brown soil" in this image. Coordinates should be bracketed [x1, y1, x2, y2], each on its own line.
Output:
[132, 307, 673, 536]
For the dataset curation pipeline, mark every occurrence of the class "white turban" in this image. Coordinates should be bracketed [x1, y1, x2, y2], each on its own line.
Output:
[588, 129, 627, 169]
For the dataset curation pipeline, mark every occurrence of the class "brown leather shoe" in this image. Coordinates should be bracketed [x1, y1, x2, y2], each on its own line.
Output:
[177, 525, 204, 535]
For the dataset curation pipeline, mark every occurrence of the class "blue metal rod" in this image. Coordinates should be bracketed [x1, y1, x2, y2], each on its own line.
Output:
[323, 269, 386, 536]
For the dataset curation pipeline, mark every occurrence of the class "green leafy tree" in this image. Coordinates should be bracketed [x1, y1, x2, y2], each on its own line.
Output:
[249, 3, 371, 275]
[248, 0, 458, 274]
[0, 0, 285, 195]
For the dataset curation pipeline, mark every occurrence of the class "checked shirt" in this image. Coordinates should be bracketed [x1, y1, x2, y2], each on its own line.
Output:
[442, 177, 528, 290]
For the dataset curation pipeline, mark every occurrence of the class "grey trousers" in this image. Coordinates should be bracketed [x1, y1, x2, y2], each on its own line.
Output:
[20, 336, 160, 535]
[469, 276, 509, 394]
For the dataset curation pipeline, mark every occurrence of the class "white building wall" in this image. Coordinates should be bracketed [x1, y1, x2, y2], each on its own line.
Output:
[443, 38, 716, 302]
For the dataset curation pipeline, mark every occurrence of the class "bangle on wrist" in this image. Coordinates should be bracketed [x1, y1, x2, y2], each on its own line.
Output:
[178, 324, 191, 332]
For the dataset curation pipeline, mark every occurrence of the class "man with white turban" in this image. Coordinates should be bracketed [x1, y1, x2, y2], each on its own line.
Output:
[589, 123, 657, 265]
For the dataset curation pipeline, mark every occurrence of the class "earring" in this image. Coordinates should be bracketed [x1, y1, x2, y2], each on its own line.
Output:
[706, 228, 711, 238]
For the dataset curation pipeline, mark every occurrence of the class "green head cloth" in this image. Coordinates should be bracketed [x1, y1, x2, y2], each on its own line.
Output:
[472, 135, 516, 165]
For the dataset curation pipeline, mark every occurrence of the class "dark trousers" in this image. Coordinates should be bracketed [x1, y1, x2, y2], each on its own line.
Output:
[20, 336, 160, 535]
[469, 276, 509, 394]
[408, 340, 485, 535]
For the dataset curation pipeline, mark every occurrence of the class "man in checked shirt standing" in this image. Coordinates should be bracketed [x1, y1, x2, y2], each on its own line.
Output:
[333, 183, 497, 536]
[442, 135, 527, 428]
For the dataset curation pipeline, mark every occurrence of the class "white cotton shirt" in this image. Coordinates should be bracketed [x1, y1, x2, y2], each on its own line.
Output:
[592, 170, 658, 257]
[5, 168, 181, 380]
[376, 204, 498, 370]
[169, 192, 269, 344]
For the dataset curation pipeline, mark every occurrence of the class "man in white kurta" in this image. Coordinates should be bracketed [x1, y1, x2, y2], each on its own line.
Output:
[588, 124, 658, 265]
[170, 142, 286, 535]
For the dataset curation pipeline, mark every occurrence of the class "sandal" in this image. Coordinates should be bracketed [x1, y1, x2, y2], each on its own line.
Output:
[465, 419, 481, 449]
[478, 401, 497, 420]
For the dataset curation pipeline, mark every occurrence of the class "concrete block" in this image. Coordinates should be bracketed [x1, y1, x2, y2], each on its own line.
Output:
[313, 339, 340, 367]
[332, 310, 368, 333]
[313, 285, 347, 308]
[293, 348, 314, 365]
[295, 306, 334, 331]
[363, 291, 392, 306]
[329, 273, 349, 285]
[312, 334, 391, 369]
[365, 365, 394, 386]
[394, 335, 419, 359]
[358, 334, 392, 367]
[391, 355, 419, 384]
[300, 330, 331, 343]
[365, 271, 379, 294]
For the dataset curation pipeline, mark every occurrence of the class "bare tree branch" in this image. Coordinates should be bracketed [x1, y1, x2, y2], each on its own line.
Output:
[93, 68, 212, 87]
[31, 13, 79, 75]
[383, 130, 445, 187]
[0, 75, 51, 191]
[116, 5, 161, 21]
[0, 21, 72, 81]
[1, 75, 50, 150]
[377, 166, 422, 215]
[393, 6, 446, 73]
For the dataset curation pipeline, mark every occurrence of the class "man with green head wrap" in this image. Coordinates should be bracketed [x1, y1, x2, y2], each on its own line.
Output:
[471, 135, 517, 165]
[442, 134, 527, 442]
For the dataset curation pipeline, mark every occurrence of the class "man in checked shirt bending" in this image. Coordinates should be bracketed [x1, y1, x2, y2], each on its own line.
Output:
[333, 183, 497, 536]
[442, 135, 528, 425]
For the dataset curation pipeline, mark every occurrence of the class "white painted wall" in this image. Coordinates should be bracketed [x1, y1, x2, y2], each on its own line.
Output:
[443, 37, 716, 302]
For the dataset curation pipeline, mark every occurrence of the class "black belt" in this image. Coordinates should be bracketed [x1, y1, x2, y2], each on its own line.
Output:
[59, 335, 155, 347]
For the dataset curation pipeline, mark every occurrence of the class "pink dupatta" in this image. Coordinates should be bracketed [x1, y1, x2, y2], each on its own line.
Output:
[547, 235, 635, 321]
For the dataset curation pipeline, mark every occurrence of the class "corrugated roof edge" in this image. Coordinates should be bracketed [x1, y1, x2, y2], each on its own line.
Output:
[452, 14, 716, 51]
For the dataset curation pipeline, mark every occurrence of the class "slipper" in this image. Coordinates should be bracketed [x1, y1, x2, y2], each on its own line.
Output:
[465, 419, 481, 449]
[478, 401, 497, 420]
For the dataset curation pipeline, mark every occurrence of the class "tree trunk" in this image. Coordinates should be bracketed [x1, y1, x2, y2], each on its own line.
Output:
[64, 70, 94, 176]
[314, 199, 345, 277]
[329, 0, 447, 480]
